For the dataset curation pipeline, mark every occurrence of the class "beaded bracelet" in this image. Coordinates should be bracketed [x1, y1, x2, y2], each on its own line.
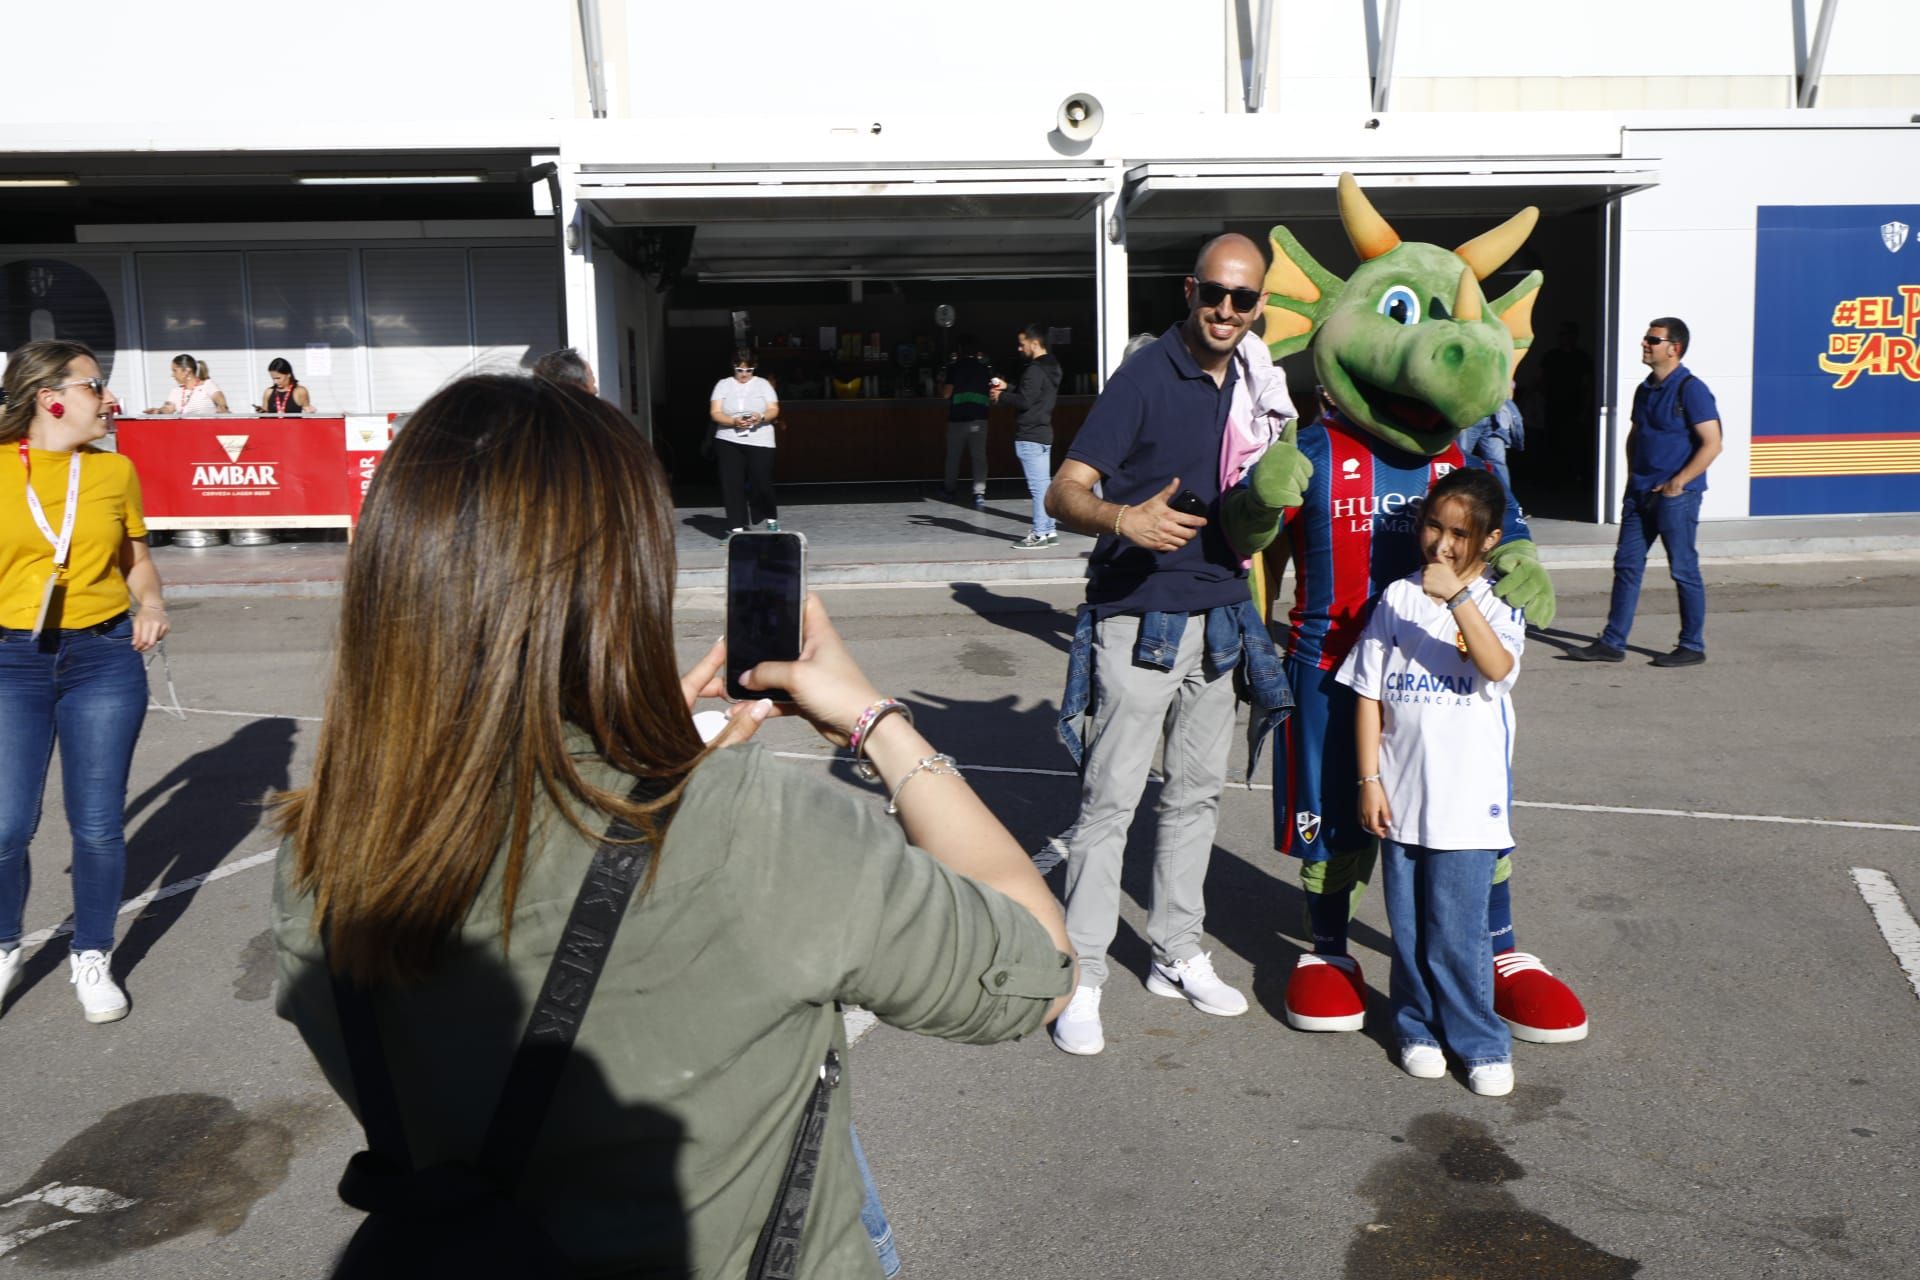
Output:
[1112, 503, 1130, 537]
[887, 753, 961, 815]
[848, 697, 912, 782]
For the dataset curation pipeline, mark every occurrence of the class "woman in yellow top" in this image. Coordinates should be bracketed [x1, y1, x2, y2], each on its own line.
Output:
[0, 341, 170, 1025]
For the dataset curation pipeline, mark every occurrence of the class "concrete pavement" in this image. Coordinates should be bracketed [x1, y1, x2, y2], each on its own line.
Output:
[149, 483, 1920, 597]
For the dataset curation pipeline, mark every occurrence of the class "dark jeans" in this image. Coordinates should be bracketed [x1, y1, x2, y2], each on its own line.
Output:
[0, 615, 148, 953]
[1601, 488, 1705, 653]
[715, 438, 777, 529]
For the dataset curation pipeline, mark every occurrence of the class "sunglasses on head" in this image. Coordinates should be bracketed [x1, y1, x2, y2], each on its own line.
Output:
[1193, 280, 1263, 314]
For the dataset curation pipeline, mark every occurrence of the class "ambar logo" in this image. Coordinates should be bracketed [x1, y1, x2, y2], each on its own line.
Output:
[192, 435, 279, 489]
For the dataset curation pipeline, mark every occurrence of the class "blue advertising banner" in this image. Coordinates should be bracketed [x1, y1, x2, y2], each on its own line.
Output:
[1751, 205, 1920, 516]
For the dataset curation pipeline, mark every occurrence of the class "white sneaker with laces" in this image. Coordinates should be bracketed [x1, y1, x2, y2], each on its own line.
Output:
[0, 946, 21, 1008]
[1051, 985, 1105, 1056]
[1399, 1043, 1446, 1079]
[1468, 1062, 1515, 1097]
[70, 950, 128, 1024]
[1145, 951, 1248, 1016]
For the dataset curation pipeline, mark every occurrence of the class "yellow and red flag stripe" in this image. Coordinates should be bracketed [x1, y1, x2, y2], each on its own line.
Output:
[1750, 432, 1920, 478]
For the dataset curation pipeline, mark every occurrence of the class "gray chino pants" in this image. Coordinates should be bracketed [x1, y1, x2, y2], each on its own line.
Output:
[1063, 611, 1238, 987]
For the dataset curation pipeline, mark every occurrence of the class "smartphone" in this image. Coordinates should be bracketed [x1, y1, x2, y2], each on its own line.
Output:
[1169, 489, 1209, 518]
[725, 531, 806, 702]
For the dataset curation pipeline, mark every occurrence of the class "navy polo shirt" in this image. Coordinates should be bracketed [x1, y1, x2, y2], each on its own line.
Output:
[1067, 325, 1248, 618]
[1628, 363, 1719, 494]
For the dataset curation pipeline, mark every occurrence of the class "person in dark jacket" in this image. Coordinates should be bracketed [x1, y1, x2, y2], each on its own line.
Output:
[996, 324, 1064, 549]
[940, 338, 995, 509]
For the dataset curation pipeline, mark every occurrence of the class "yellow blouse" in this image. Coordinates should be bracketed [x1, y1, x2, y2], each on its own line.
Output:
[0, 446, 148, 630]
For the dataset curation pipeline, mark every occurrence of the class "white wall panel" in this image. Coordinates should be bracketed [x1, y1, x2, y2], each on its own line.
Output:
[0, 0, 574, 125]
[245, 251, 361, 413]
[362, 249, 473, 413]
[472, 247, 561, 376]
[136, 252, 247, 414]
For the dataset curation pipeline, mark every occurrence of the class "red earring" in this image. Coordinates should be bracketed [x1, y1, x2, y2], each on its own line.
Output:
[47, 402, 65, 418]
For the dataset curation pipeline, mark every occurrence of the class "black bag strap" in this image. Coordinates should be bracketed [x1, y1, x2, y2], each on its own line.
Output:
[747, 1048, 842, 1280]
[327, 776, 668, 1188]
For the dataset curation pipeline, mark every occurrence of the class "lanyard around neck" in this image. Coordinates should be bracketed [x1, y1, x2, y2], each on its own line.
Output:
[18, 443, 82, 568]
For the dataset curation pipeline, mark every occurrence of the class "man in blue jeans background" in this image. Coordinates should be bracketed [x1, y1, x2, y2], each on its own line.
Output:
[996, 323, 1063, 550]
[1569, 316, 1724, 668]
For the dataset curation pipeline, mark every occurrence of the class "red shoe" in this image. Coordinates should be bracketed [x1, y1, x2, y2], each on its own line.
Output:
[1284, 953, 1366, 1031]
[1494, 951, 1589, 1043]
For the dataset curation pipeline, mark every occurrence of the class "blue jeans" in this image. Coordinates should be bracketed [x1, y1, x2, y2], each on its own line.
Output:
[1457, 420, 1512, 494]
[1381, 839, 1510, 1067]
[1601, 488, 1705, 653]
[850, 1127, 901, 1277]
[1014, 439, 1054, 536]
[0, 616, 148, 953]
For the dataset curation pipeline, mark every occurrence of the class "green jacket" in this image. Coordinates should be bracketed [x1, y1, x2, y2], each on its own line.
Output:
[275, 739, 1071, 1278]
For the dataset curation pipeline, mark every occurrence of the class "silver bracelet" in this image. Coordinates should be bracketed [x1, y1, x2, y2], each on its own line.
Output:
[886, 753, 961, 815]
[1357, 773, 1383, 787]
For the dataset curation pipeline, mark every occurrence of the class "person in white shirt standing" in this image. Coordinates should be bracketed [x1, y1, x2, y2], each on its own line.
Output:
[1337, 467, 1525, 1098]
[708, 350, 782, 533]
[145, 354, 228, 416]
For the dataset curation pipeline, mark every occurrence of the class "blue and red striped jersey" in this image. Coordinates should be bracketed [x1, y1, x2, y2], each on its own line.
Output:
[1279, 410, 1532, 671]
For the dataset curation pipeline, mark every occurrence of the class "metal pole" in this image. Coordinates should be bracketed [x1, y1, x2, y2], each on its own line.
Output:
[1799, 0, 1839, 108]
[577, 0, 609, 119]
[1248, 0, 1277, 112]
[1371, 0, 1401, 114]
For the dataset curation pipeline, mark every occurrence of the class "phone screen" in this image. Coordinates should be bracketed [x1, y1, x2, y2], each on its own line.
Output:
[725, 532, 805, 702]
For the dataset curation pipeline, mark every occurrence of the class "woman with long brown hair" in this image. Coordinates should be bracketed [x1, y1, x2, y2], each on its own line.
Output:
[272, 374, 1070, 1278]
[0, 341, 169, 1024]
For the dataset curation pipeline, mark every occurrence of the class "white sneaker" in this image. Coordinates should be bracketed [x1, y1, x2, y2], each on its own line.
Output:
[1051, 985, 1105, 1056]
[1145, 951, 1248, 1017]
[0, 946, 21, 1008]
[70, 950, 128, 1024]
[1468, 1062, 1515, 1097]
[1399, 1043, 1447, 1079]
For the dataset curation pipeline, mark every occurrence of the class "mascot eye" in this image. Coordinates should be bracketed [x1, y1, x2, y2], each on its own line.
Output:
[1377, 285, 1421, 326]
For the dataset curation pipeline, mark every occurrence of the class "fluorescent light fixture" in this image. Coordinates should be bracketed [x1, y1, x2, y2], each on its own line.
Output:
[294, 172, 489, 186]
[0, 175, 78, 188]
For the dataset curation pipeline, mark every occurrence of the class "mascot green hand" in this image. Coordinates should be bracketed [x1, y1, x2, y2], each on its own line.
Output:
[1224, 417, 1310, 555]
[1486, 537, 1556, 629]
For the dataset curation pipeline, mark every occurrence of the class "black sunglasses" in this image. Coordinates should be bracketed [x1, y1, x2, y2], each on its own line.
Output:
[1193, 280, 1263, 314]
[1640, 336, 1670, 347]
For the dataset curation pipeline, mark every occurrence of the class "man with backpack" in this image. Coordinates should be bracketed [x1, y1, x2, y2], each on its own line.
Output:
[1568, 316, 1723, 668]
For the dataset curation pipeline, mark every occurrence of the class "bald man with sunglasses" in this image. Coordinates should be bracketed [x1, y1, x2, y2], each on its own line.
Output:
[1042, 234, 1291, 1055]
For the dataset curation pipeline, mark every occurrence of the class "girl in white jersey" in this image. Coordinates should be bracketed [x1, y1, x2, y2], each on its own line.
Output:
[1337, 467, 1524, 1096]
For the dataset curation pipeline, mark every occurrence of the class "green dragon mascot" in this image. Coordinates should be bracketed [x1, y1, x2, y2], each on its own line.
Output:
[1224, 173, 1588, 1043]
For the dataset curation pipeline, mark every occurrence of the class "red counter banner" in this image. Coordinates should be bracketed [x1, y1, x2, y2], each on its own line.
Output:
[114, 416, 393, 528]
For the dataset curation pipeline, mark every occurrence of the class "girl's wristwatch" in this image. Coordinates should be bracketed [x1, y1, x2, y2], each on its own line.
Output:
[1445, 586, 1473, 610]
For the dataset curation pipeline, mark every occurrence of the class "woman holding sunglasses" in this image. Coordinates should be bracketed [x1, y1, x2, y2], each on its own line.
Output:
[0, 341, 169, 1024]
[708, 349, 782, 533]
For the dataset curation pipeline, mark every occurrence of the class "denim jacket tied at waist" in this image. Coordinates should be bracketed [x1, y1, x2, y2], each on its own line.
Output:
[1056, 598, 1293, 784]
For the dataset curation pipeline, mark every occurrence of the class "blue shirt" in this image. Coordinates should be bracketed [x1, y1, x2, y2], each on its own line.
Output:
[1066, 326, 1248, 617]
[1628, 363, 1719, 494]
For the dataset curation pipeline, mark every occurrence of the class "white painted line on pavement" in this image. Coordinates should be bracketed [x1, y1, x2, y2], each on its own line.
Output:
[16, 848, 279, 953]
[768, 751, 1920, 834]
[147, 704, 323, 723]
[1851, 869, 1920, 1003]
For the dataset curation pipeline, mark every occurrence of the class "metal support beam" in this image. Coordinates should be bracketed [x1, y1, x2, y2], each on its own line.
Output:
[1371, 0, 1402, 114]
[1799, 0, 1840, 109]
[577, 0, 609, 119]
[1094, 188, 1129, 389]
[1247, 0, 1277, 113]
